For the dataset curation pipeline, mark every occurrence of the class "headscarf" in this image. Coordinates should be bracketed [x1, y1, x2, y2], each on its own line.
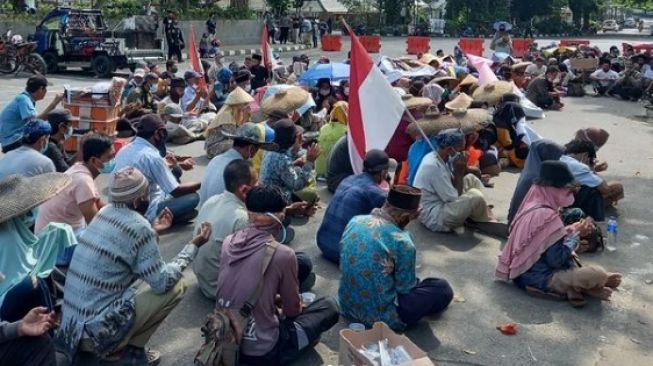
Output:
[507, 139, 564, 224]
[329, 101, 348, 124]
[496, 183, 574, 281]
[421, 83, 445, 105]
[574, 127, 609, 150]
[435, 128, 465, 149]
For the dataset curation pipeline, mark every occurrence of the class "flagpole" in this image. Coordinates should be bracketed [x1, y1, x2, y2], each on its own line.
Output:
[403, 107, 437, 153]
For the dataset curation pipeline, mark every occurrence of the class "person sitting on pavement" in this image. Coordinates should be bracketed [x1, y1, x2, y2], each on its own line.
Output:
[194, 160, 255, 299]
[559, 139, 623, 222]
[123, 68, 146, 100]
[205, 87, 255, 159]
[216, 185, 338, 365]
[0, 120, 55, 179]
[199, 122, 276, 206]
[507, 139, 565, 225]
[317, 150, 390, 263]
[315, 101, 348, 177]
[251, 109, 288, 173]
[590, 61, 620, 96]
[157, 77, 186, 114]
[260, 119, 320, 205]
[35, 133, 115, 236]
[609, 62, 644, 101]
[413, 128, 499, 234]
[44, 108, 78, 172]
[339, 185, 454, 330]
[250, 54, 269, 91]
[162, 103, 202, 145]
[496, 161, 622, 307]
[0, 306, 58, 366]
[115, 114, 201, 224]
[524, 57, 546, 78]
[56, 166, 212, 365]
[573, 127, 610, 172]
[127, 72, 159, 110]
[0, 75, 63, 153]
[181, 70, 210, 114]
[326, 134, 354, 193]
[233, 69, 253, 93]
[0, 173, 76, 326]
[207, 51, 232, 110]
[526, 66, 564, 110]
[165, 60, 178, 78]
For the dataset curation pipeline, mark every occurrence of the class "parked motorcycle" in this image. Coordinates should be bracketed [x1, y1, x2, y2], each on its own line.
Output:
[0, 30, 47, 75]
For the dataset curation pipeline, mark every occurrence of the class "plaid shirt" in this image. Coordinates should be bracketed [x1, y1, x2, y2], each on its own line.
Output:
[316, 173, 386, 261]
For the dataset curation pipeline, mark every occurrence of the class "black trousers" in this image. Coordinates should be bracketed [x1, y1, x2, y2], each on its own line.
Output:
[572, 186, 605, 222]
[0, 334, 57, 366]
[239, 297, 340, 366]
[611, 84, 643, 101]
[168, 45, 182, 63]
[397, 278, 454, 326]
[280, 27, 290, 44]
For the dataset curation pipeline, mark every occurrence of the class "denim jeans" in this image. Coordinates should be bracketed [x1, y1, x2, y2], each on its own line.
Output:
[0, 276, 53, 322]
[156, 192, 200, 223]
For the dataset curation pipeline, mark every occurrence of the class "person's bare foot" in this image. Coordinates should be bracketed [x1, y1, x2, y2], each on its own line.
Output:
[588, 287, 613, 301]
[605, 273, 623, 289]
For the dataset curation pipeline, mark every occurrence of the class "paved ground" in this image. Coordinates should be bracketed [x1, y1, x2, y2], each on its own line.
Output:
[2, 36, 653, 366]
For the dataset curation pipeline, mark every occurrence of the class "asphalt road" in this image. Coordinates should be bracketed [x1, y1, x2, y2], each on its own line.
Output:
[1, 36, 652, 366]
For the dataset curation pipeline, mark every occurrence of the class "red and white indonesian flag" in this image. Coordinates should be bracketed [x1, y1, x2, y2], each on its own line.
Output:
[261, 25, 275, 69]
[346, 23, 405, 173]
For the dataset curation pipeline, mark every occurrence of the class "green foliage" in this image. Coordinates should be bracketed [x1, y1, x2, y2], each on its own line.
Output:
[267, 0, 292, 14]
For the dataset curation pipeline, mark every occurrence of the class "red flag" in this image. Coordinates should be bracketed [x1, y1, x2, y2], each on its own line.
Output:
[343, 21, 405, 173]
[261, 25, 274, 69]
[187, 24, 206, 88]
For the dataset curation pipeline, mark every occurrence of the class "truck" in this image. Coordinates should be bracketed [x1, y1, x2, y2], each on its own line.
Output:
[32, 7, 165, 78]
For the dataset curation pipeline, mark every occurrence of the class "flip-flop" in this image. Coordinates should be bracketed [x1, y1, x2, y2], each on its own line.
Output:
[465, 220, 509, 239]
[567, 290, 587, 308]
[525, 286, 565, 301]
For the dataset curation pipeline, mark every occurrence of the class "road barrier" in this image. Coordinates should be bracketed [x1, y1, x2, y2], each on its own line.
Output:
[458, 38, 485, 57]
[560, 39, 590, 47]
[321, 35, 343, 52]
[359, 35, 382, 53]
[406, 36, 431, 54]
[512, 38, 534, 58]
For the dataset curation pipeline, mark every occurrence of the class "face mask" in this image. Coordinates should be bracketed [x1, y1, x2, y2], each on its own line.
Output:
[134, 79, 143, 87]
[244, 84, 252, 92]
[64, 126, 73, 139]
[150, 84, 158, 94]
[344, 87, 349, 95]
[40, 139, 49, 154]
[448, 150, 461, 163]
[99, 158, 116, 174]
[265, 212, 287, 244]
[319, 89, 330, 96]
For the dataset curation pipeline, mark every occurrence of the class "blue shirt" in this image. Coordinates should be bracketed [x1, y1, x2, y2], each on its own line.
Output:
[560, 155, 603, 188]
[0, 92, 37, 147]
[316, 173, 386, 262]
[0, 145, 55, 179]
[199, 148, 244, 207]
[114, 137, 179, 221]
[338, 212, 418, 331]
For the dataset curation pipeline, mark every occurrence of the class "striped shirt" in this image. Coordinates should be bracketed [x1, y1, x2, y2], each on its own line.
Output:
[56, 204, 197, 357]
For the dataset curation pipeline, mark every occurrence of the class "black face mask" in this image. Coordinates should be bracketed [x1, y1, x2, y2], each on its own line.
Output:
[156, 130, 168, 157]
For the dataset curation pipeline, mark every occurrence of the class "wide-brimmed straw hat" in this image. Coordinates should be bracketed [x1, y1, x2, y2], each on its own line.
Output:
[459, 74, 479, 87]
[0, 173, 71, 223]
[419, 53, 440, 66]
[511, 61, 533, 71]
[407, 108, 490, 137]
[429, 75, 458, 86]
[472, 80, 513, 106]
[261, 86, 309, 114]
[225, 87, 255, 106]
[444, 93, 473, 110]
[402, 94, 433, 109]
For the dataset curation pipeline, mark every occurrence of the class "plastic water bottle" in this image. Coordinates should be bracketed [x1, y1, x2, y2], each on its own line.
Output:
[606, 216, 618, 251]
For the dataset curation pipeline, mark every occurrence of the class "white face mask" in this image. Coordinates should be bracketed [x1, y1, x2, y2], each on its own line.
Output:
[265, 212, 287, 243]
[344, 87, 349, 95]
[150, 84, 158, 94]
[319, 89, 330, 96]
[64, 126, 73, 139]
[244, 84, 252, 92]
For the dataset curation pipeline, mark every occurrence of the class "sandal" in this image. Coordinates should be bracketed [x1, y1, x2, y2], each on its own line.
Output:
[566, 290, 587, 308]
[100, 346, 161, 366]
[525, 286, 565, 301]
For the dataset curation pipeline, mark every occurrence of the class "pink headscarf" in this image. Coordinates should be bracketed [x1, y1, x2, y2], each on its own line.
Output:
[495, 184, 574, 281]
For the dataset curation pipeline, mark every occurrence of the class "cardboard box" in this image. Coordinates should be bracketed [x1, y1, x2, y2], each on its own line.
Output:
[570, 58, 599, 71]
[338, 322, 435, 366]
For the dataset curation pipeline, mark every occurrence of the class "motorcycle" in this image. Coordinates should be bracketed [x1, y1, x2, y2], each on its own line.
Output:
[0, 30, 47, 75]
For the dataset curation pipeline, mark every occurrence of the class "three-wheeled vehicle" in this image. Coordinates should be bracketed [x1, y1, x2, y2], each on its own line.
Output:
[32, 7, 164, 78]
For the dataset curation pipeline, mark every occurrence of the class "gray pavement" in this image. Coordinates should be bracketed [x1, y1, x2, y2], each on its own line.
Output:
[1, 36, 653, 366]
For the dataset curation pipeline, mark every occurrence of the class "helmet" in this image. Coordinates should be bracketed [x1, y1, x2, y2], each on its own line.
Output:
[10, 34, 23, 44]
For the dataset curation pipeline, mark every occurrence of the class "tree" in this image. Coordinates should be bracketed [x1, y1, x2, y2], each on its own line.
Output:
[568, 0, 599, 28]
[268, 0, 291, 14]
[511, 0, 555, 22]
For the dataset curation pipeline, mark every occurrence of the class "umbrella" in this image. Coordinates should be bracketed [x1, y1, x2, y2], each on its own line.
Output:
[299, 63, 350, 82]
[493, 21, 512, 31]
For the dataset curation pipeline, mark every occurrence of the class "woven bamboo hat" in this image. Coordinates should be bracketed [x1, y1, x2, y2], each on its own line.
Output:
[407, 108, 490, 137]
[0, 173, 71, 223]
[511, 61, 533, 71]
[472, 80, 513, 106]
[225, 87, 255, 106]
[261, 86, 310, 114]
[429, 75, 458, 86]
[444, 93, 474, 110]
[402, 94, 433, 109]
[459, 74, 479, 87]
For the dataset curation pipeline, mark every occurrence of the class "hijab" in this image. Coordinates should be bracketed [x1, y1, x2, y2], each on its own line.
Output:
[496, 183, 574, 281]
[329, 101, 349, 125]
[493, 100, 526, 130]
[507, 139, 564, 224]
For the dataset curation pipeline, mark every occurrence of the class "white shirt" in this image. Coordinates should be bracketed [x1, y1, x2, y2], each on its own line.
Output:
[0, 145, 55, 179]
[591, 69, 619, 86]
[525, 64, 546, 77]
[413, 152, 459, 232]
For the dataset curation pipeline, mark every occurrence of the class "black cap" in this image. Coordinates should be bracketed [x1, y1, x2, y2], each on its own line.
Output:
[47, 108, 78, 126]
[135, 114, 166, 134]
[234, 70, 251, 84]
[252, 53, 262, 61]
[363, 149, 390, 173]
[170, 78, 185, 88]
[387, 185, 422, 210]
[535, 161, 578, 188]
